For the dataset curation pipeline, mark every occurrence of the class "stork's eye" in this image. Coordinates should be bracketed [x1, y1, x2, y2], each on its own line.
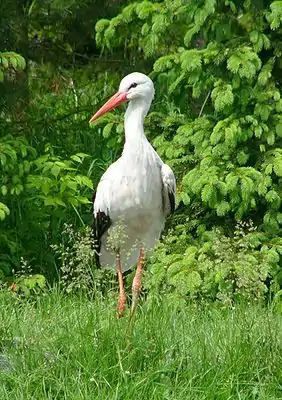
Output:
[128, 82, 137, 90]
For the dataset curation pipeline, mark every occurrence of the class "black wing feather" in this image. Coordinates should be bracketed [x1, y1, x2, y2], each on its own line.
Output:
[162, 183, 175, 216]
[168, 190, 175, 214]
[92, 191, 111, 267]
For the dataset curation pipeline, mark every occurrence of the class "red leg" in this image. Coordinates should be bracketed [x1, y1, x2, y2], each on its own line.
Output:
[116, 252, 126, 318]
[130, 247, 145, 320]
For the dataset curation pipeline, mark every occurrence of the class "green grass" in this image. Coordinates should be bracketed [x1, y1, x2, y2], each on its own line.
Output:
[0, 290, 282, 399]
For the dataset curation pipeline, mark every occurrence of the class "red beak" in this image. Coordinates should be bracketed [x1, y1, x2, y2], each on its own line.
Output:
[89, 91, 128, 124]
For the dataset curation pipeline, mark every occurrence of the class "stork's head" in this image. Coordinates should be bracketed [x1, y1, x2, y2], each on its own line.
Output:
[89, 72, 154, 124]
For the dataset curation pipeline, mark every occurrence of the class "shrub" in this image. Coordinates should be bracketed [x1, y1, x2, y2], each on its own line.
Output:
[51, 224, 116, 295]
[145, 221, 281, 304]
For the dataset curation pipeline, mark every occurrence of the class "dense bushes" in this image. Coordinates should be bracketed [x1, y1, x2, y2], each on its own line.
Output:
[145, 221, 282, 304]
[2, 0, 282, 303]
[94, 0, 282, 300]
[0, 54, 116, 278]
[0, 0, 128, 279]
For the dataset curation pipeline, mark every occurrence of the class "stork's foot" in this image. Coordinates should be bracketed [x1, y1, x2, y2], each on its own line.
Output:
[117, 293, 127, 318]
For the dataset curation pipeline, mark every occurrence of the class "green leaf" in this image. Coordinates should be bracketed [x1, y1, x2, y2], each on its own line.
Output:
[71, 155, 83, 163]
[44, 197, 66, 207]
[265, 190, 281, 209]
[276, 123, 282, 137]
[1, 56, 8, 69]
[267, 1, 282, 30]
[154, 55, 176, 72]
[211, 83, 234, 112]
[9, 57, 18, 68]
[201, 184, 214, 203]
[216, 201, 230, 216]
[274, 160, 282, 176]
[181, 192, 190, 205]
[16, 55, 26, 69]
[180, 50, 202, 72]
[236, 151, 249, 165]
[255, 126, 262, 138]
[141, 23, 150, 36]
[103, 123, 113, 138]
[267, 132, 275, 145]
[1, 186, 8, 196]
[227, 47, 261, 79]
[80, 176, 93, 189]
[0, 202, 10, 220]
[250, 30, 259, 43]
[76, 196, 91, 204]
[0, 210, 5, 220]
[51, 164, 61, 177]
[95, 19, 110, 33]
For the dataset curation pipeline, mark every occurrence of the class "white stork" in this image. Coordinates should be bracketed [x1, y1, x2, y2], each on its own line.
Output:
[89, 72, 176, 319]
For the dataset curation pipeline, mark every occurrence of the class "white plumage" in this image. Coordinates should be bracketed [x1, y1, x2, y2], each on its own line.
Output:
[90, 72, 176, 317]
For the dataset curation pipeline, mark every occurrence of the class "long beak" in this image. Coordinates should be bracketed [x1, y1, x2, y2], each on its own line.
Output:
[89, 91, 128, 124]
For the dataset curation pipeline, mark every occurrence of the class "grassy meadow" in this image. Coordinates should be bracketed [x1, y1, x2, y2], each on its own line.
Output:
[0, 290, 282, 399]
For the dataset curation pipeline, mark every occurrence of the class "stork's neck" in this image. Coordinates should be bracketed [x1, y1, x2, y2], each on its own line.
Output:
[123, 98, 151, 152]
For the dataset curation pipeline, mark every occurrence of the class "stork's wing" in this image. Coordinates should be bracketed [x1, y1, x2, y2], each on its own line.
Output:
[161, 163, 176, 216]
[92, 179, 112, 266]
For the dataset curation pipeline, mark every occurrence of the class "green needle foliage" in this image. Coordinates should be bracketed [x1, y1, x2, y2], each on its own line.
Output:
[0, 52, 26, 82]
[94, 0, 282, 300]
[96, 0, 282, 225]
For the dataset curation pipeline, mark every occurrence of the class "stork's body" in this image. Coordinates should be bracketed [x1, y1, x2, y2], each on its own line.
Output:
[96, 149, 165, 272]
[90, 72, 176, 318]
